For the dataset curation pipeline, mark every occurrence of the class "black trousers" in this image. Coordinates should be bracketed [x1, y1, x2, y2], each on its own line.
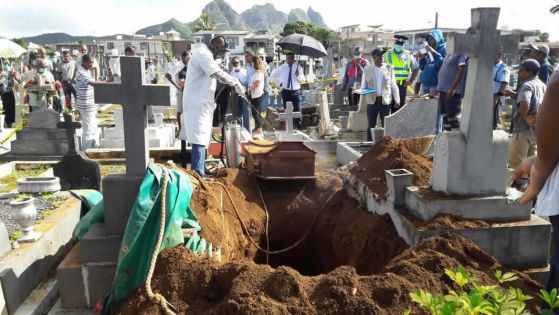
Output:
[391, 83, 407, 113]
[0, 91, 15, 125]
[493, 94, 501, 130]
[281, 89, 301, 129]
[348, 88, 360, 106]
[366, 97, 390, 141]
[250, 95, 264, 130]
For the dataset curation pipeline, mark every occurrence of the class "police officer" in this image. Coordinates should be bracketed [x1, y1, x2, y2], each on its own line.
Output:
[384, 35, 419, 113]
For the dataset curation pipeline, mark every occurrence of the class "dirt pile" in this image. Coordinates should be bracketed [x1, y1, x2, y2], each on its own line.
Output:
[115, 168, 541, 315]
[350, 136, 432, 199]
[403, 212, 491, 231]
[116, 234, 540, 315]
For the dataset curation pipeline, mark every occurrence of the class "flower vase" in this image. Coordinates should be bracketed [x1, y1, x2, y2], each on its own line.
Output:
[10, 197, 42, 243]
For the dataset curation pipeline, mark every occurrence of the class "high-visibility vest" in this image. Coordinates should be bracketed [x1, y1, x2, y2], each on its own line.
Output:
[384, 50, 412, 81]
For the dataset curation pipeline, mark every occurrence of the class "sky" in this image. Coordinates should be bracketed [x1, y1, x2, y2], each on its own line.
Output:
[2, 0, 559, 40]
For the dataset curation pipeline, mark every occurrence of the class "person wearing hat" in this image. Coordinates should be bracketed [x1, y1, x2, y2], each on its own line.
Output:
[361, 48, 400, 141]
[506, 59, 546, 169]
[342, 46, 370, 106]
[529, 43, 553, 85]
[384, 35, 418, 112]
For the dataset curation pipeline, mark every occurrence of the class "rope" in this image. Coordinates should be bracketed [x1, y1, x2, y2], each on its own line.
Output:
[207, 181, 337, 255]
[0, 119, 27, 147]
[256, 183, 270, 264]
[145, 167, 177, 315]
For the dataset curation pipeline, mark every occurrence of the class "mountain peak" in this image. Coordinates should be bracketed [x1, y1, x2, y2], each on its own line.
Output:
[307, 7, 329, 29]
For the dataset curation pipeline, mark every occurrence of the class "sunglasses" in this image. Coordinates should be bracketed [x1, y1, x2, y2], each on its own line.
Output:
[232, 62, 240, 65]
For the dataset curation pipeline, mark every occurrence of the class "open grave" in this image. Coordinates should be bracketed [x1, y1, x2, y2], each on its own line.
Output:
[113, 167, 542, 315]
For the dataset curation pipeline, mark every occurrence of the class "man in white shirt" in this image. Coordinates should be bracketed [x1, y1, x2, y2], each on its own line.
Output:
[181, 36, 245, 176]
[492, 52, 509, 130]
[229, 56, 250, 131]
[270, 52, 305, 129]
[361, 48, 400, 141]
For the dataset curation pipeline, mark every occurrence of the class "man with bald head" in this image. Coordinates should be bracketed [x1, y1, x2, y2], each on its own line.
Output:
[180, 35, 246, 176]
[37, 48, 54, 73]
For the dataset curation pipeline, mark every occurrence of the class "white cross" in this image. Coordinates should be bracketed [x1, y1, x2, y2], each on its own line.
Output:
[277, 101, 302, 134]
[446, 8, 519, 142]
[93, 57, 170, 177]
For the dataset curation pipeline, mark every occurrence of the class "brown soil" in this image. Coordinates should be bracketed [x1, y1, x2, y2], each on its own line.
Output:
[417, 186, 486, 201]
[116, 234, 541, 315]
[402, 211, 491, 231]
[115, 168, 541, 315]
[350, 136, 433, 199]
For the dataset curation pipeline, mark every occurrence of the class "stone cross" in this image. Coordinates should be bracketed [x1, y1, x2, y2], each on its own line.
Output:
[93, 56, 170, 177]
[26, 74, 55, 109]
[431, 7, 520, 195]
[57, 113, 81, 154]
[277, 101, 302, 134]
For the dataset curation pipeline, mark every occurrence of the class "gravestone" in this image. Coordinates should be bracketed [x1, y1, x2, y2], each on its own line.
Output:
[94, 56, 170, 231]
[100, 108, 175, 148]
[384, 98, 438, 139]
[431, 8, 519, 195]
[277, 102, 311, 141]
[53, 113, 101, 191]
[347, 84, 369, 132]
[56, 56, 171, 309]
[7, 109, 70, 160]
[26, 74, 55, 109]
[318, 91, 339, 138]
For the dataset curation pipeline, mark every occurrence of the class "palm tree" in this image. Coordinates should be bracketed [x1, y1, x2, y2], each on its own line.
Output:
[193, 12, 217, 32]
[551, 1, 559, 14]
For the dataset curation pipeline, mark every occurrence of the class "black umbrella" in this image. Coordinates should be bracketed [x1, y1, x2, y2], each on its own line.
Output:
[277, 34, 328, 58]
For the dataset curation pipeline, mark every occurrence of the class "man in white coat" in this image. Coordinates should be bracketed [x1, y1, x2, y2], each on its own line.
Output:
[361, 48, 400, 141]
[180, 36, 246, 176]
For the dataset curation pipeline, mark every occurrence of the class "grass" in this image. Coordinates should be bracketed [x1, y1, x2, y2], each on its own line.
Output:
[40, 193, 55, 200]
[99, 164, 126, 179]
[0, 168, 48, 193]
[8, 231, 21, 242]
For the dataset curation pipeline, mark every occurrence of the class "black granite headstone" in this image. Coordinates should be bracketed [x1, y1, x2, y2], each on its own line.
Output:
[53, 113, 101, 191]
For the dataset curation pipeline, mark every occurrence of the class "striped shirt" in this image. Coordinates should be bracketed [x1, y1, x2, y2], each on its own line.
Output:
[536, 164, 559, 217]
[75, 66, 95, 109]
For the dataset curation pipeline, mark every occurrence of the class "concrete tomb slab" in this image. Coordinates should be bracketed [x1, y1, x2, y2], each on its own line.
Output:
[384, 98, 438, 140]
[16, 177, 61, 194]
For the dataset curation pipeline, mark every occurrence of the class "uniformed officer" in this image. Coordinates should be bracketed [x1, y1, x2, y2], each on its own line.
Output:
[384, 35, 419, 112]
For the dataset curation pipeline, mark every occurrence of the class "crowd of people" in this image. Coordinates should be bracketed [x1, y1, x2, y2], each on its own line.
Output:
[0, 30, 556, 182]
[340, 31, 555, 176]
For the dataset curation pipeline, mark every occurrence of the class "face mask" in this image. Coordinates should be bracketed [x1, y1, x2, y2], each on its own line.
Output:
[31, 60, 37, 66]
[2, 64, 9, 71]
[233, 65, 240, 71]
[37, 68, 46, 74]
[353, 53, 361, 59]
[394, 45, 404, 53]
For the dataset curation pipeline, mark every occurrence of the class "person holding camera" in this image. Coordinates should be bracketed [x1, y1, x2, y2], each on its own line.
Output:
[492, 51, 510, 130]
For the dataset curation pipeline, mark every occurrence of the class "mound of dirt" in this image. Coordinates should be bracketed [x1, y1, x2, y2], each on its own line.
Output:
[403, 212, 491, 231]
[116, 234, 541, 315]
[114, 168, 541, 315]
[350, 136, 433, 199]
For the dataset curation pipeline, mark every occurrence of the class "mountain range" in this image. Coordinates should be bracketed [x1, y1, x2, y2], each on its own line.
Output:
[24, 0, 329, 45]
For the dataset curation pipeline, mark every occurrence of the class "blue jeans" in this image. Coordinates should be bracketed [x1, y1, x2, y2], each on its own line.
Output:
[547, 215, 559, 293]
[421, 84, 437, 96]
[238, 97, 251, 131]
[191, 144, 206, 176]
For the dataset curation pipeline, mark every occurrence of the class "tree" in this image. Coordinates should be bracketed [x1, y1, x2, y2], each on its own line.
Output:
[281, 21, 334, 47]
[11, 38, 28, 50]
[193, 12, 218, 32]
[539, 32, 550, 42]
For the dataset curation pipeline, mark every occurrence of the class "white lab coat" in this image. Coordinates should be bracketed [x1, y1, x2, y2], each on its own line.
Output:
[180, 45, 222, 145]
